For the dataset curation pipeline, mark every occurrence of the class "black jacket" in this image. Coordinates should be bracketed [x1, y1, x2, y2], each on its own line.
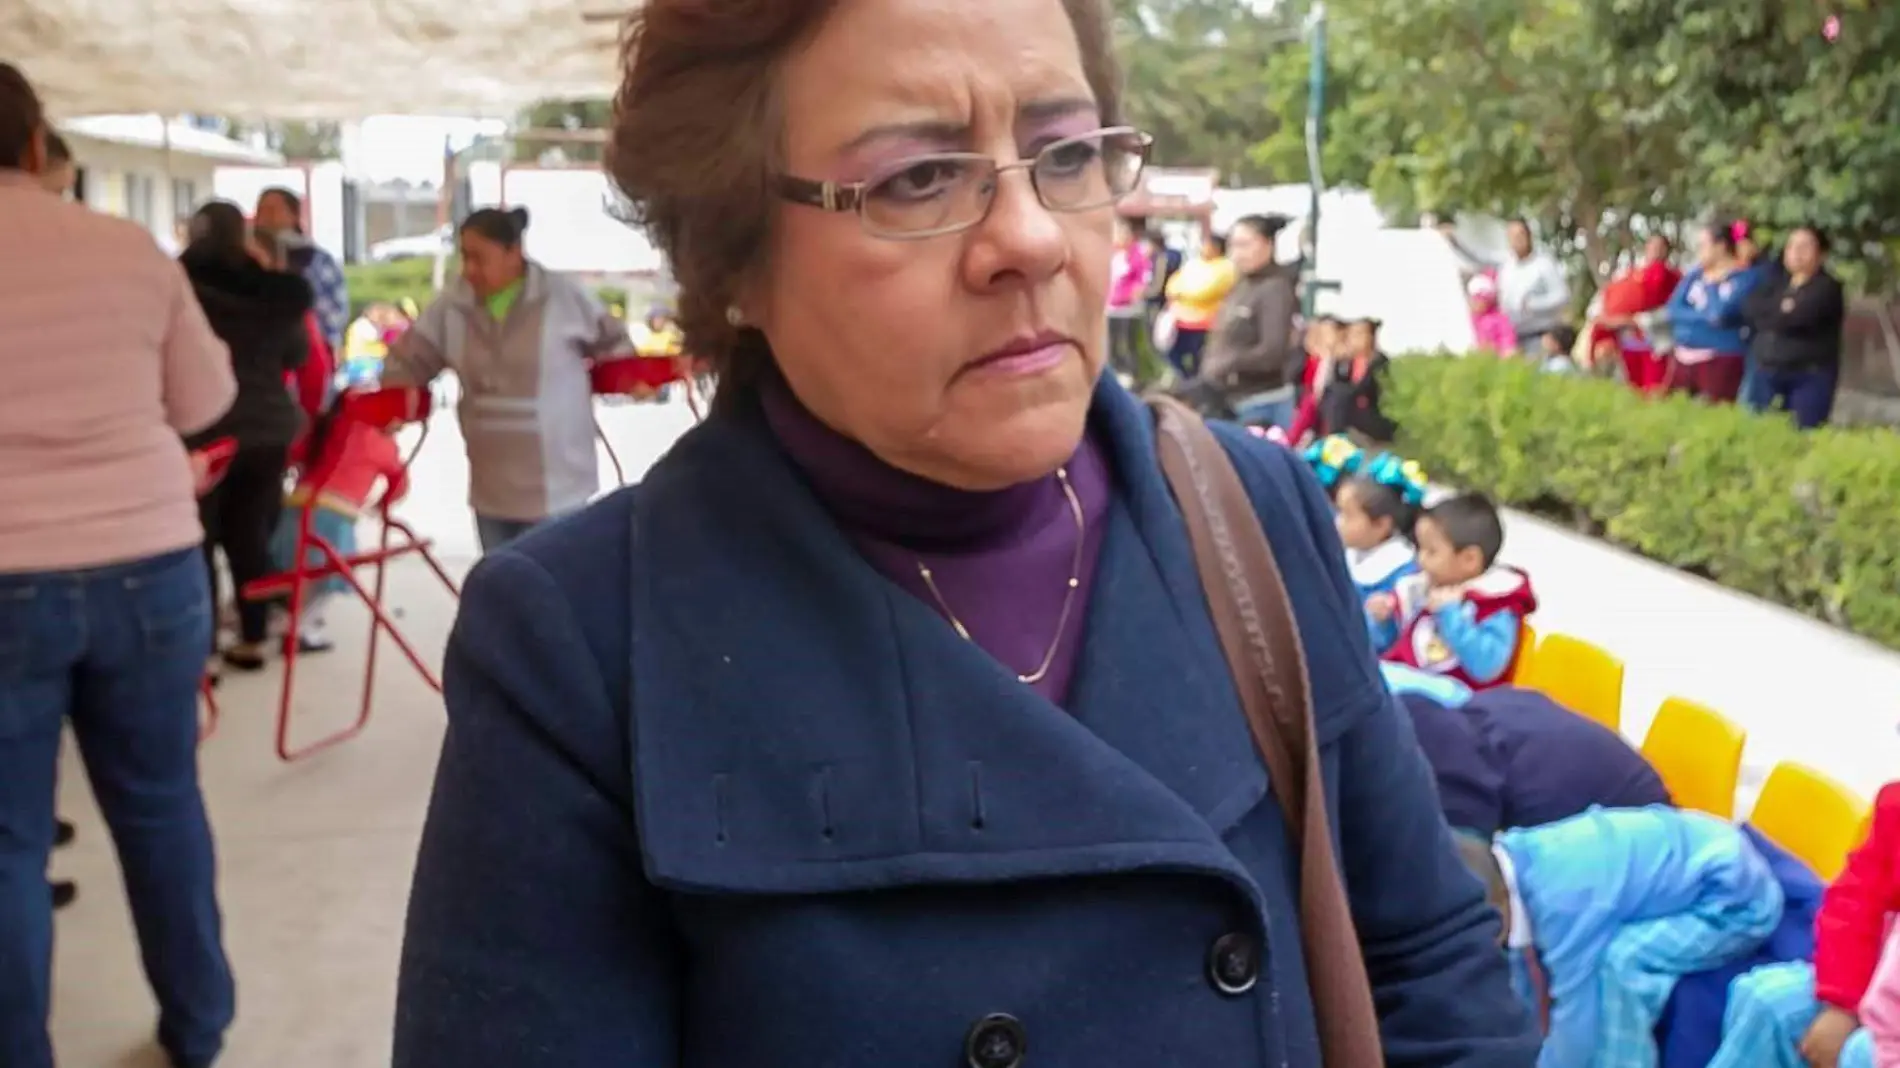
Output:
[1198, 263, 1300, 395]
[1318, 352, 1398, 444]
[180, 253, 314, 449]
[1745, 269, 1845, 374]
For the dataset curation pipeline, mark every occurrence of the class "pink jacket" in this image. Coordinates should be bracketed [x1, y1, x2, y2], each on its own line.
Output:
[1108, 243, 1152, 311]
[0, 171, 236, 572]
[1861, 923, 1900, 1066]
[1471, 308, 1518, 355]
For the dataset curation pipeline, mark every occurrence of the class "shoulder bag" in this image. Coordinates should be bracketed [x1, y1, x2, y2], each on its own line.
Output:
[1148, 394, 1386, 1067]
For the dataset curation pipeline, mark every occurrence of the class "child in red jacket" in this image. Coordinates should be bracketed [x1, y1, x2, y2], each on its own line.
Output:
[268, 401, 408, 651]
[1709, 782, 1899, 1068]
[1369, 492, 1537, 690]
[1286, 315, 1340, 445]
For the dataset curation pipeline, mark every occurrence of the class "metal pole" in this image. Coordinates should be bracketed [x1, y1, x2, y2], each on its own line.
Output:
[158, 114, 176, 246]
[1302, 2, 1328, 317]
[432, 134, 453, 293]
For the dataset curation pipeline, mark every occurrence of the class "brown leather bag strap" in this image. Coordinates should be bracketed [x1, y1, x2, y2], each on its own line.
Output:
[1149, 395, 1385, 1067]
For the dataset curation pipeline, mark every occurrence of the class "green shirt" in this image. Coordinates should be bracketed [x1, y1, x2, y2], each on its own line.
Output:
[485, 280, 523, 322]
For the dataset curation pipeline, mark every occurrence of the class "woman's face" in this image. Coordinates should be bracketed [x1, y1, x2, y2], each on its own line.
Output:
[1227, 222, 1272, 274]
[1784, 229, 1824, 276]
[1696, 229, 1730, 271]
[459, 231, 525, 298]
[1644, 234, 1671, 264]
[749, 0, 1113, 491]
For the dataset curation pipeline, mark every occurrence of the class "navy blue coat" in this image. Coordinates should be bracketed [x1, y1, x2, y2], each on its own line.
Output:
[1398, 688, 1673, 837]
[393, 380, 1539, 1067]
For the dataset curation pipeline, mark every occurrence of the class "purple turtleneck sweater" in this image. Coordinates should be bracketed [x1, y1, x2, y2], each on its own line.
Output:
[761, 383, 1111, 706]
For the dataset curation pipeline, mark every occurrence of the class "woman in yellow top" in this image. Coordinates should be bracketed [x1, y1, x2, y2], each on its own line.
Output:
[1162, 230, 1237, 376]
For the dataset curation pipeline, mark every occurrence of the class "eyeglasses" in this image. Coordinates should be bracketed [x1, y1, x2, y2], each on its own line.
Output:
[776, 126, 1153, 240]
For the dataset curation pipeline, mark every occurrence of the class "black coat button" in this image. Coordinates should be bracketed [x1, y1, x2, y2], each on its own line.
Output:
[964, 1012, 1026, 1068]
[1208, 931, 1261, 995]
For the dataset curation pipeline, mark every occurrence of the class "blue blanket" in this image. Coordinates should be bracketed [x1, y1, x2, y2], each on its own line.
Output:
[1654, 825, 1825, 1068]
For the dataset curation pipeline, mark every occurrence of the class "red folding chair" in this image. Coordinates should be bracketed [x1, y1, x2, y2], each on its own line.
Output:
[589, 355, 706, 485]
[192, 437, 239, 743]
[238, 386, 459, 761]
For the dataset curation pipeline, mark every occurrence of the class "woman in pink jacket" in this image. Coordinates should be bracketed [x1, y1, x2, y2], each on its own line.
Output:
[1105, 219, 1152, 380]
[1467, 273, 1519, 356]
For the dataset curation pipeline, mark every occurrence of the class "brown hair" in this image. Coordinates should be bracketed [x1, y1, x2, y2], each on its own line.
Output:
[607, 0, 1123, 411]
[0, 62, 45, 172]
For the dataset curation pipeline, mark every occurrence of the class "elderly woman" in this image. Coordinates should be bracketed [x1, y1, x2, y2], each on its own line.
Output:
[392, 1, 1538, 1065]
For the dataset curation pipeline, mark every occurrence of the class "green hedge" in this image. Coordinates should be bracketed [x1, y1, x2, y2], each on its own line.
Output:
[344, 260, 439, 318]
[1382, 356, 1900, 652]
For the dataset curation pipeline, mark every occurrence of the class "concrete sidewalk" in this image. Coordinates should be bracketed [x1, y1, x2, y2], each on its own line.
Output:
[1499, 509, 1900, 805]
[46, 396, 1899, 1064]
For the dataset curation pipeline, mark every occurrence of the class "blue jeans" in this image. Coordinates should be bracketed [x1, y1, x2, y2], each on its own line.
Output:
[1167, 328, 1208, 378]
[475, 515, 541, 554]
[1234, 394, 1296, 431]
[1744, 366, 1838, 429]
[0, 547, 233, 1068]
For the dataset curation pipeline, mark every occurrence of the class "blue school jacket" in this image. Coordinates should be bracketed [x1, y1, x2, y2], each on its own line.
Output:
[1399, 687, 1673, 837]
[392, 378, 1539, 1067]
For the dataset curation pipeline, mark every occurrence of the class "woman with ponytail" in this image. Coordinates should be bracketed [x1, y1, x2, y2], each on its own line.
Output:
[379, 206, 631, 551]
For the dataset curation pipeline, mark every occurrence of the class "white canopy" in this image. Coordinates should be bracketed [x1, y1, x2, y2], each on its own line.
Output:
[4, 0, 626, 119]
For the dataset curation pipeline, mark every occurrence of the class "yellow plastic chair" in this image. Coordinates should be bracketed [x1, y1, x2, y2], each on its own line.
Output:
[1519, 633, 1625, 732]
[1640, 698, 1746, 819]
[1510, 624, 1539, 684]
[1749, 762, 1871, 881]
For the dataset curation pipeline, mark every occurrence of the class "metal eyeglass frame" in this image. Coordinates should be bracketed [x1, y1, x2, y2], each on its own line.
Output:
[774, 125, 1154, 240]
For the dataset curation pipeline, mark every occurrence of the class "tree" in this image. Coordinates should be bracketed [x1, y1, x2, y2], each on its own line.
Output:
[1278, 0, 1900, 289]
[512, 99, 613, 164]
[1636, 0, 1900, 285]
[1292, 0, 1701, 290]
[1114, 0, 1305, 184]
[1245, 25, 1385, 208]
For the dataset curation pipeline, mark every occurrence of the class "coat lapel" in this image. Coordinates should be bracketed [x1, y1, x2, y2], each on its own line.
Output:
[1066, 385, 1269, 832]
[625, 383, 1267, 904]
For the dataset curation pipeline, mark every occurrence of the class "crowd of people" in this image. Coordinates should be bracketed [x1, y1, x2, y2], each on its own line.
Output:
[1108, 214, 1403, 450]
[1462, 218, 1849, 429]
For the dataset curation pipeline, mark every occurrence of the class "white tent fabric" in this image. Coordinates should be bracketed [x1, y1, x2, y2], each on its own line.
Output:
[4, 0, 626, 118]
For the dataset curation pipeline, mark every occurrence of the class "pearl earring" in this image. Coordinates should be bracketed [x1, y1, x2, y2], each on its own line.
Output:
[725, 306, 744, 328]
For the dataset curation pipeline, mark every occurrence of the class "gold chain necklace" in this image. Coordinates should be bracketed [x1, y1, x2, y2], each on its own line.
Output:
[916, 466, 1085, 685]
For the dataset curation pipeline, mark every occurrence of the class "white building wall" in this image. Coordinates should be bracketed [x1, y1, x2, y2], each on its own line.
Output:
[59, 136, 221, 249]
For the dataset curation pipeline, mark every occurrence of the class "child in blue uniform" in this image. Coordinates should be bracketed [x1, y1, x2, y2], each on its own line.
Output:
[1456, 806, 1785, 1068]
[1334, 452, 1424, 648]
